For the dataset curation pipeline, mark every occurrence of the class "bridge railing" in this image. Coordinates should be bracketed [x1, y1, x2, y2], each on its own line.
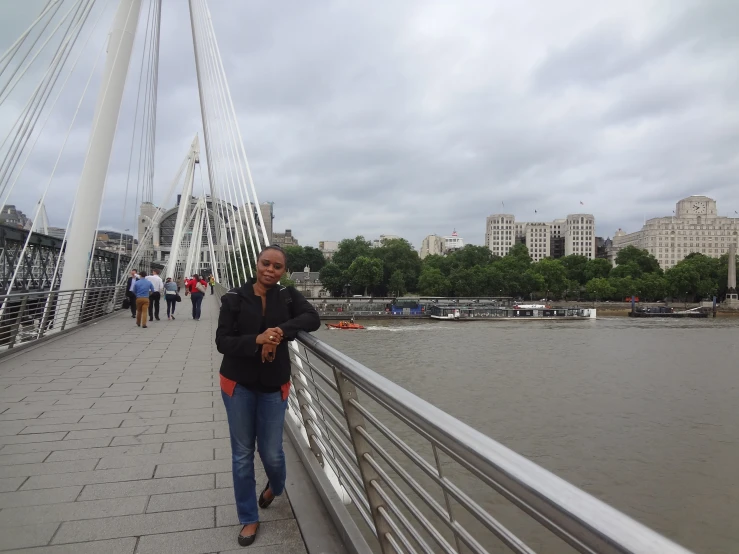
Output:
[211, 284, 692, 553]
[288, 332, 694, 554]
[0, 286, 126, 352]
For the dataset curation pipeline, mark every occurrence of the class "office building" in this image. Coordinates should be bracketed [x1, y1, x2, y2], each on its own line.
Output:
[611, 196, 739, 269]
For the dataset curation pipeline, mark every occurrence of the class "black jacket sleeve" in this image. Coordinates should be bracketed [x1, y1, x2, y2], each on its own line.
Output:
[215, 294, 259, 357]
[278, 287, 321, 339]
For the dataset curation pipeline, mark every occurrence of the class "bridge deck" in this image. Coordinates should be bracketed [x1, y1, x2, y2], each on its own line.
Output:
[0, 294, 338, 553]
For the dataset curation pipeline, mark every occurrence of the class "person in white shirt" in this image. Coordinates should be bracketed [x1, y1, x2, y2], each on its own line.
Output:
[145, 269, 165, 321]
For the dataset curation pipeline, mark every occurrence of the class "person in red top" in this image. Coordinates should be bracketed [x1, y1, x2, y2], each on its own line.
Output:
[184, 273, 207, 320]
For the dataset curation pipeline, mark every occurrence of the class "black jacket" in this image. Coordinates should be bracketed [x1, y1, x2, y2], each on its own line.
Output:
[215, 281, 321, 387]
[125, 276, 137, 294]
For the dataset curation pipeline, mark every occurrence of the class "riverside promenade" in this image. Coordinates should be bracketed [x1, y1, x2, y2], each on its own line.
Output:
[0, 294, 347, 553]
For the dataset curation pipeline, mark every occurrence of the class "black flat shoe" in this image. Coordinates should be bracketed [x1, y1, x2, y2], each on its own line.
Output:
[238, 523, 259, 547]
[258, 482, 274, 509]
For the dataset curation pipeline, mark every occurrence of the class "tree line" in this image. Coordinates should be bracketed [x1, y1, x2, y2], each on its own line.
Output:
[229, 238, 737, 301]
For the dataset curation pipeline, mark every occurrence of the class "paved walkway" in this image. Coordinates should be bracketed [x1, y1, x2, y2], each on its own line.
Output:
[0, 293, 309, 553]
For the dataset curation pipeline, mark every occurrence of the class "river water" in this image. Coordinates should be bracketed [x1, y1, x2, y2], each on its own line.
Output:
[314, 317, 739, 554]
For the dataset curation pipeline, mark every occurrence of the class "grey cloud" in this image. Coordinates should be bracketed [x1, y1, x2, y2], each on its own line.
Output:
[1, 0, 738, 250]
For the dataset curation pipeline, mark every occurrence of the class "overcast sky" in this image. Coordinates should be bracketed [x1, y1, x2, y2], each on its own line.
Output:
[2, 0, 738, 249]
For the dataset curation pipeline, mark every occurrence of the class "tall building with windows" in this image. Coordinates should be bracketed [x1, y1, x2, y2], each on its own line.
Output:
[524, 223, 551, 261]
[485, 213, 596, 259]
[610, 196, 739, 269]
[485, 214, 516, 256]
[420, 234, 444, 259]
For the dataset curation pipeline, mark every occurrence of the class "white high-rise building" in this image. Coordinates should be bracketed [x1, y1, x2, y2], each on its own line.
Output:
[443, 230, 464, 253]
[525, 223, 551, 261]
[420, 234, 445, 259]
[611, 196, 739, 269]
[485, 213, 596, 259]
[485, 214, 516, 256]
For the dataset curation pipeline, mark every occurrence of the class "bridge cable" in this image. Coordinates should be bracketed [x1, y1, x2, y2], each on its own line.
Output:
[195, 0, 261, 266]
[201, 0, 271, 248]
[0, 0, 64, 94]
[189, 0, 250, 282]
[0, 0, 95, 200]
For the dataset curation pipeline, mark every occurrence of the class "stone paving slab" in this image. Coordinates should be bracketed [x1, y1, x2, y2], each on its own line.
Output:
[0, 294, 311, 553]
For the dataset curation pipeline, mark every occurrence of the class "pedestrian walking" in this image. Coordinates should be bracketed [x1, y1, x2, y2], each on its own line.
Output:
[216, 245, 320, 547]
[125, 269, 139, 318]
[185, 273, 206, 320]
[164, 277, 178, 320]
[146, 269, 164, 321]
[133, 271, 155, 328]
[209, 274, 215, 294]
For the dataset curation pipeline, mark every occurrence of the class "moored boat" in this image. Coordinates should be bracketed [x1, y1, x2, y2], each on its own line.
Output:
[428, 305, 596, 321]
[628, 306, 708, 318]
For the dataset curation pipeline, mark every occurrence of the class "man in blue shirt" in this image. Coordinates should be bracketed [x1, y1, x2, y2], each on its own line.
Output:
[133, 271, 156, 328]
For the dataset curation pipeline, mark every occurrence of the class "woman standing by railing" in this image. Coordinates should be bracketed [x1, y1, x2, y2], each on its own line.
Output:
[215, 246, 320, 547]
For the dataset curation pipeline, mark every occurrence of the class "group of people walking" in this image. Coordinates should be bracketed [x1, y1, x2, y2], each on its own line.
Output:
[125, 270, 217, 326]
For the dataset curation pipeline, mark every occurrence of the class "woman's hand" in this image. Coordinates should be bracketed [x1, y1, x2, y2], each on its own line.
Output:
[261, 343, 277, 363]
[256, 328, 283, 346]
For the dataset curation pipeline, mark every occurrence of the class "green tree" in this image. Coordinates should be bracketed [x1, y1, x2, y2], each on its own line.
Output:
[302, 246, 326, 272]
[348, 256, 383, 296]
[449, 266, 487, 297]
[531, 258, 568, 298]
[560, 255, 589, 285]
[507, 243, 532, 262]
[371, 238, 421, 294]
[333, 236, 372, 271]
[318, 263, 346, 297]
[584, 258, 612, 281]
[446, 245, 494, 271]
[636, 272, 667, 302]
[283, 245, 306, 274]
[610, 262, 642, 280]
[586, 278, 614, 301]
[387, 270, 407, 296]
[608, 276, 637, 300]
[421, 254, 448, 274]
[417, 267, 450, 296]
[615, 246, 661, 274]
[665, 254, 720, 300]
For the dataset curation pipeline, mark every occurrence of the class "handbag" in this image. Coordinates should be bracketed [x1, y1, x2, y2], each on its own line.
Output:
[196, 282, 206, 294]
[175, 293, 182, 302]
[122, 297, 130, 310]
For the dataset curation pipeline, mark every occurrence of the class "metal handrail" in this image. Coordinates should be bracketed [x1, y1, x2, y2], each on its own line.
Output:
[0, 285, 127, 352]
[291, 330, 695, 554]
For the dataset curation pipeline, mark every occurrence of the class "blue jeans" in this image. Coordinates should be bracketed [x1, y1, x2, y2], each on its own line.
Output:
[190, 292, 204, 319]
[165, 296, 177, 317]
[221, 385, 287, 525]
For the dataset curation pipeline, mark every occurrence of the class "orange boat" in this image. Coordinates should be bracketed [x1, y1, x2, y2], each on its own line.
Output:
[326, 321, 365, 330]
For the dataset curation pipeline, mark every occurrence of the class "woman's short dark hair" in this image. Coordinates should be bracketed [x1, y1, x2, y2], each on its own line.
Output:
[258, 245, 288, 266]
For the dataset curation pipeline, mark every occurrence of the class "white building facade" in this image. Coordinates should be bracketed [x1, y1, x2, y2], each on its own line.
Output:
[486, 213, 596, 259]
[318, 240, 339, 260]
[443, 231, 464, 253]
[420, 234, 445, 259]
[611, 196, 739, 269]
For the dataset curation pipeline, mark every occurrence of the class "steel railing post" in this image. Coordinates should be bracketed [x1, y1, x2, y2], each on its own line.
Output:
[60, 291, 75, 331]
[38, 291, 56, 338]
[290, 357, 326, 468]
[333, 368, 395, 553]
[7, 294, 28, 349]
